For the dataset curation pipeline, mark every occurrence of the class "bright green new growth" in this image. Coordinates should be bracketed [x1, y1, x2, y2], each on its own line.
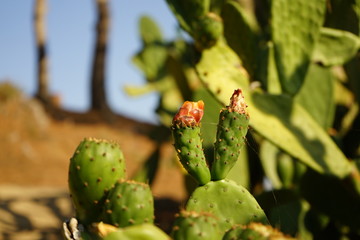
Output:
[222, 222, 293, 240]
[172, 125, 211, 185]
[186, 179, 268, 234]
[211, 89, 249, 180]
[103, 180, 154, 228]
[102, 223, 170, 240]
[171, 101, 211, 185]
[171, 210, 222, 240]
[68, 137, 126, 225]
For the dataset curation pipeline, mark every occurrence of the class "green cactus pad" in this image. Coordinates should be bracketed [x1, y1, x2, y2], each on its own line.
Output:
[186, 179, 268, 234]
[211, 89, 249, 180]
[271, 0, 326, 95]
[171, 211, 222, 240]
[171, 101, 211, 185]
[102, 223, 170, 240]
[172, 125, 211, 185]
[103, 180, 154, 228]
[68, 138, 126, 225]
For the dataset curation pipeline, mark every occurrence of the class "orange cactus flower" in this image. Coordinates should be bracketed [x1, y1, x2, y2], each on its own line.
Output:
[173, 100, 205, 126]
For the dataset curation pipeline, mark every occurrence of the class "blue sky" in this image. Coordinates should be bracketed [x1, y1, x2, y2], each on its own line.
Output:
[0, 1, 178, 124]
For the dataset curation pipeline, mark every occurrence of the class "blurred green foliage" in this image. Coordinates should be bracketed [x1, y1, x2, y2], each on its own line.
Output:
[128, 0, 360, 238]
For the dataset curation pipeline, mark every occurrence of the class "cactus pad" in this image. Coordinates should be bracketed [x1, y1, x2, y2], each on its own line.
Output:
[68, 138, 126, 224]
[186, 179, 268, 234]
[271, 0, 326, 94]
[99, 223, 170, 240]
[103, 180, 154, 228]
[222, 222, 294, 240]
[171, 101, 211, 185]
[211, 89, 249, 180]
[171, 210, 222, 240]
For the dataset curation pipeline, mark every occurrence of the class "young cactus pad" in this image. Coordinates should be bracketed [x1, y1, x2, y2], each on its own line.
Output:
[102, 180, 154, 228]
[211, 89, 249, 180]
[68, 137, 126, 224]
[186, 179, 268, 234]
[101, 223, 170, 240]
[171, 210, 222, 240]
[171, 100, 211, 185]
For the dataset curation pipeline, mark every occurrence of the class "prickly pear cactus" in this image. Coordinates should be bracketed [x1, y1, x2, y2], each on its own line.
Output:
[186, 179, 268, 234]
[171, 100, 211, 185]
[222, 222, 294, 240]
[211, 89, 249, 180]
[171, 210, 222, 240]
[68, 138, 126, 225]
[102, 180, 154, 228]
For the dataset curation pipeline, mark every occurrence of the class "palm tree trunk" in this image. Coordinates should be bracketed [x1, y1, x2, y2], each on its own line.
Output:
[90, 0, 112, 115]
[34, 0, 49, 103]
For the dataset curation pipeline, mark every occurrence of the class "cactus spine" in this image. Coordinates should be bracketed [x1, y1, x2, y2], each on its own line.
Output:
[211, 89, 249, 180]
[171, 100, 211, 185]
[68, 137, 126, 225]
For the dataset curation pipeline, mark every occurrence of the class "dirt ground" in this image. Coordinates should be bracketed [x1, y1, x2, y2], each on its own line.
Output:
[0, 85, 186, 239]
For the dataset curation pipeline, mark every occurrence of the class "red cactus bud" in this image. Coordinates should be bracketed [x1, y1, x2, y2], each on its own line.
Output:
[228, 89, 248, 115]
[173, 100, 205, 126]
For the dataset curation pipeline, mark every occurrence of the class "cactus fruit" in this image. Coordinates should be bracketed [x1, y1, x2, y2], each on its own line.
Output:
[99, 223, 171, 240]
[68, 138, 126, 225]
[192, 12, 223, 50]
[222, 222, 294, 240]
[171, 210, 222, 240]
[211, 89, 249, 180]
[165, 0, 222, 49]
[186, 179, 268, 234]
[102, 180, 154, 228]
[165, 0, 211, 33]
[171, 100, 211, 185]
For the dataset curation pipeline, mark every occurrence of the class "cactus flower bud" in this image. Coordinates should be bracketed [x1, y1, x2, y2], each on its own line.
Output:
[173, 100, 205, 126]
[229, 89, 248, 115]
[211, 89, 250, 180]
